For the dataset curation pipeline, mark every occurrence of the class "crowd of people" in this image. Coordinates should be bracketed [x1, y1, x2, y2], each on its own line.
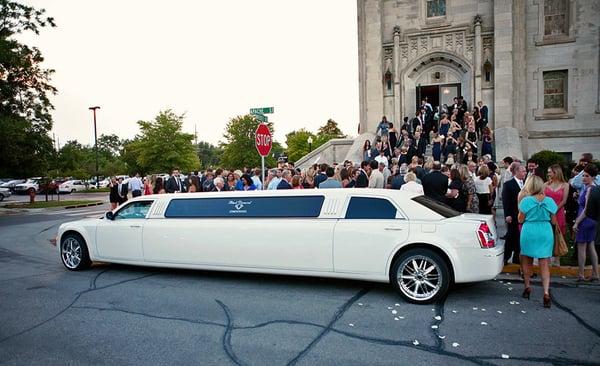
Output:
[106, 97, 599, 309]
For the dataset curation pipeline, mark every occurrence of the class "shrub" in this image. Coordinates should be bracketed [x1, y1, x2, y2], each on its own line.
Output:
[529, 150, 566, 179]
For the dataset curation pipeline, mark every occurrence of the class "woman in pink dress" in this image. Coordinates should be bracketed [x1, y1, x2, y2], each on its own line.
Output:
[544, 164, 569, 266]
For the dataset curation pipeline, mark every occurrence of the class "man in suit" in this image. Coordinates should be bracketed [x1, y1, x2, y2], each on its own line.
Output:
[502, 163, 526, 265]
[525, 158, 544, 182]
[477, 100, 488, 127]
[421, 161, 448, 203]
[319, 167, 343, 189]
[314, 163, 328, 188]
[117, 177, 128, 205]
[211, 177, 228, 192]
[355, 161, 370, 188]
[414, 131, 426, 158]
[411, 110, 423, 135]
[165, 168, 187, 193]
[276, 170, 293, 189]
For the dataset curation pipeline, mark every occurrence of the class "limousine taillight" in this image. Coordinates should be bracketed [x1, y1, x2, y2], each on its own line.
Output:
[477, 222, 495, 248]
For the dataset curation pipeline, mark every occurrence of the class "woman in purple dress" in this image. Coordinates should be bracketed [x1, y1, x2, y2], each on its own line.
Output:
[574, 165, 599, 282]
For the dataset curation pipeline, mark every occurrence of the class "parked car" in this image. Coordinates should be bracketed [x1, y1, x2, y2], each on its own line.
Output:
[56, 189, 502, 304]
[58, 180, 88, 194]
[1, 179, 26, 193]
[98, 179, 111, 188]
[14, 177, 42, 194]
[0, 187, 11, 201]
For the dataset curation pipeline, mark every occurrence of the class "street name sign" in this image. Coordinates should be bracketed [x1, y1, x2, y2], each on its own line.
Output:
[250, 107, 274, 115]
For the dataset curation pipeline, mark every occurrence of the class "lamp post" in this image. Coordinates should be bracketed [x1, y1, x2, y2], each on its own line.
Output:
[307, 136, 313, 152]
[89, 106, 100, 189]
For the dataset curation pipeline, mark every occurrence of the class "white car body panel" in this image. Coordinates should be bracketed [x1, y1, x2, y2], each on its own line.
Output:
[57, 189, 504, 285]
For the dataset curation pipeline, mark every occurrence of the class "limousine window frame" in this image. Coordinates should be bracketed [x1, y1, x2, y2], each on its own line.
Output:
[342, 195, 407, 220]
[163, 195, 326, 219]
[113, 199, 155, 220]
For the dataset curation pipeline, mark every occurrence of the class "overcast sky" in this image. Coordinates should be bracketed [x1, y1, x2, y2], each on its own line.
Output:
[21, 1, 359, 148]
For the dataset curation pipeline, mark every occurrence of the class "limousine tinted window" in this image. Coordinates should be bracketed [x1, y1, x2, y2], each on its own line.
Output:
[412, 195, 460, 218]
[345, 197, 397, 219]
[165, 196, 325, 218]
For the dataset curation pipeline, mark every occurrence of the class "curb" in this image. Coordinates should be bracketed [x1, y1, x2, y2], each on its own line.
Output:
[64, 201, 103, 209]
[502, 263, 595, 278]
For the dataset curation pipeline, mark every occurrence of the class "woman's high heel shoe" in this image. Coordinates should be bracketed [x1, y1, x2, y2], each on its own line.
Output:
[522, 287, 532, 300]
[543, 294, 551, 308]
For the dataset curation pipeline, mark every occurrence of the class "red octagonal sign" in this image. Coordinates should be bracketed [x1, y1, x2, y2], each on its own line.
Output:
[255, 123, 272, 157]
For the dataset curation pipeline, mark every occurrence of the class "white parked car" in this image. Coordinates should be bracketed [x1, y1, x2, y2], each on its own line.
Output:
[99, 179, 111, 188]
[0, 187, 11, 201]
[56, 189, 503, 303]
[14, 177, 42, 194]
[58, 180, 88, 193]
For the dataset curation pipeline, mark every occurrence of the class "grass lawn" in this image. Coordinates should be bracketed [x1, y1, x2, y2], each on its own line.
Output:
[4, 200, 102, 209]
[78, 188, 110, 193]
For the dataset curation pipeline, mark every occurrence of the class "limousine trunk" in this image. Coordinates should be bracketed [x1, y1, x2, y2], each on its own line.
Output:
[57, 189, 504, 304]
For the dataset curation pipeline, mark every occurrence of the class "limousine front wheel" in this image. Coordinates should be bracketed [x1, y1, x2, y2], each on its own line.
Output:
[391, 248, 450, 304]
[61, 233, 91, 271]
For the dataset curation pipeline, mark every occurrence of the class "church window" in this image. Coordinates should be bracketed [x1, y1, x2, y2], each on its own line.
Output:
[384, 71, 393, 96]
[426, 0, 446, 18]
[543, 70, 567, 110]
[544, 0, 568, 36]
[483, 62, 493, 83]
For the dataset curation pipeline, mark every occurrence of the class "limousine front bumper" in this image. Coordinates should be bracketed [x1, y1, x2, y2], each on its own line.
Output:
[453, 243, 505, 283]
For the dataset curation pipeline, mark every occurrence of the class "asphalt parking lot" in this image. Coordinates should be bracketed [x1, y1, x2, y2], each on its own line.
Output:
[0, 210, 599, 365]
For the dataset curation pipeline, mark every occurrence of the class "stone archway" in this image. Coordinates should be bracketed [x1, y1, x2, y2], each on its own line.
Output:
[401, 52, 472, 117]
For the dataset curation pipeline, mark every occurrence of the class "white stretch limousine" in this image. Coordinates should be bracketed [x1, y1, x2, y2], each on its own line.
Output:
[57, 189, 503, 303]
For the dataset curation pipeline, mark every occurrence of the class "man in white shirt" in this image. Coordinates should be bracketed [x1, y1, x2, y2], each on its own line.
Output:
[251, 168, 263, 190]
[379, 162, 391, 187]
[368, 160, 385, 188]
[374, 150, 388, 168]
[467, 161, 478, 181]
[267, 169, 282, 190]
[129, 173, 143, 197]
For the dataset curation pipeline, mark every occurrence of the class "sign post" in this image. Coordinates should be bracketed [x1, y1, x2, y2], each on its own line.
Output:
[254, 123, 272, 190]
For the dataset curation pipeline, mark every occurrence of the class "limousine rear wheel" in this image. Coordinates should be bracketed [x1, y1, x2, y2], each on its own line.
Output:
[61, 233, 91, 271]
[391, 248, 450, 304]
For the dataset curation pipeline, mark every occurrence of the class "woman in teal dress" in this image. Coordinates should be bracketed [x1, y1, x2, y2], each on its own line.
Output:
[518, 175, 558, 308]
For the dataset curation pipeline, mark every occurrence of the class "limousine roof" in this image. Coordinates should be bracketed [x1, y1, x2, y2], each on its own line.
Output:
[132, 189, 445, 221]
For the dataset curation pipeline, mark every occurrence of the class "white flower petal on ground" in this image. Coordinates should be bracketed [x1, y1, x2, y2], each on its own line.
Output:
[399, 316, 405, 319]
[349, 323, 354, 327]
[507, 288, 513, 291]
[431, 325, 438, 329]
[506, 282, 512, 285]
[395, 303, 400, 307]
[481, 322, 488, 326]
[452, 310, 458, 313]
[392, 310, 398, 315]
[521, 310, 526, 314]
[501, 354, 510, 359]
[472, 307, 478, 310]
[481, 308, 486, 311]
[413, 340, 420, 346]
[394, 317, 399, 321]
[452, 342, 460, 348]
[358, 303, 363, 306]
[438, 335, 446, 339]
[497, 310, 503, 314]
[509, 301, 516, 305]
[387, 306, 393, 310]
[515, 301, 520, 305]
[561, 276, 566, 279]
[434, 315, 442, 320]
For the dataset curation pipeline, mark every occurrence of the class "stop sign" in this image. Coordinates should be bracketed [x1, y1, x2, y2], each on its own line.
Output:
[255, 123, 272, 156]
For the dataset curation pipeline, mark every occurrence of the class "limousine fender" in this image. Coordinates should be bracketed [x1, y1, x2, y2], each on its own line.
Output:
[57, 220, 98, 270]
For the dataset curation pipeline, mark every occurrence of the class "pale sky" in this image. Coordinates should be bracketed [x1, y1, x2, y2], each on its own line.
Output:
[20, 1, 359, 148]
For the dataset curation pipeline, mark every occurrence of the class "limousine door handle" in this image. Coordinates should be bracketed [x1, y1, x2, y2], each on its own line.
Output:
[130, 225, 141, 228]
[384, 227, 404, 231]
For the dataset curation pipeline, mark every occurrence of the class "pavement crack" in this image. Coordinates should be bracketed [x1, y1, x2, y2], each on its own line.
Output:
[89, 268, 111, 290]
[553, 294, 600, 338]
[216, 300, 247, 366]
[286, 287, 371, 366]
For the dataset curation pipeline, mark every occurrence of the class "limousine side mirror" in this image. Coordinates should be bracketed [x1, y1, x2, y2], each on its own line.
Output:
[105, 211, 115, 220]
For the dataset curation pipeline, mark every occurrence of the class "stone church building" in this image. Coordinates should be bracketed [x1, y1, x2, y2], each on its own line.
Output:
[296, 0, 598, 168]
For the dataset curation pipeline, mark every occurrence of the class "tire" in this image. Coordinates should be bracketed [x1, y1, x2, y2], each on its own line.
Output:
[390, 248, 450, 304]
[71, 189, 76, 193]
[0, 195, 4, 201]
[60, 233, 91, 271]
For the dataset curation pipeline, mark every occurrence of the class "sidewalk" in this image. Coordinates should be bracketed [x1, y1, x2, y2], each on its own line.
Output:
[495, 208, 598, 282]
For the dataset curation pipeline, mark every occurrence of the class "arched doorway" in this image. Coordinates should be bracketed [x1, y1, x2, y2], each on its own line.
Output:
[401, 52, 472, 117]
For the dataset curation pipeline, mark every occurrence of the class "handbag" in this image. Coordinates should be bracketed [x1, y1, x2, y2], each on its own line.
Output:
[553, 225, 568, 257]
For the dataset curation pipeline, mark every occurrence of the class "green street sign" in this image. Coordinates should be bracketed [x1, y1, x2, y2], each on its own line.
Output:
[254, 114, 268, 123]
[250, 107, 274, 115]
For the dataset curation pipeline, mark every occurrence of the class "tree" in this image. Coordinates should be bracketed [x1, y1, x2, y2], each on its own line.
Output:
[284, 129, 316, 163]
[220, 115, 280, 169]
[0, 1, 57, 177]
[196, 141, 222, 170]
[315, 119, 346, 147]
[132, 110, 199, 174]
[97, 134, 123, 158]
[57, 140, 94, 178]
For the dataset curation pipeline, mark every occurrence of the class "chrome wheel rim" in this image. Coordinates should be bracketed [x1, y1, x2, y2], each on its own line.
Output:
[397, 255, 441, 301]
[61, 237, 82, 269]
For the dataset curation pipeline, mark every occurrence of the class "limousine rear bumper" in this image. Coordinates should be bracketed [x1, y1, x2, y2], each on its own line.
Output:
[453, 244, 505, 283]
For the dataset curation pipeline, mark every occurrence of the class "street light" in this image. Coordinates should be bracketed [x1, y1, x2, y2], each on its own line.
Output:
[89, 106, 100, 189]
[307, 136, 313, 152]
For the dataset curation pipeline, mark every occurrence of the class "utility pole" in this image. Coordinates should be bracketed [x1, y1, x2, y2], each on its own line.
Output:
[89, 106, 100, 188]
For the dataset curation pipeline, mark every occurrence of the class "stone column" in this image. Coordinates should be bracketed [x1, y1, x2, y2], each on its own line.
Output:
[473, 15, 482, 106]
[393, 25, 402, 127]
[493, 0, 523, 160]
[357, 0, 384, 134]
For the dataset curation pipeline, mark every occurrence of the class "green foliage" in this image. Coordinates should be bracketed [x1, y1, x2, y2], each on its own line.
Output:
[284, 129, 316, 163]
[196, 141, 222, 169]
[317, 119, 345, 138]
[0, 0, 56, 177]
[529, 150, 567, 179]
[131, 110, 199, 174]
[219, 115, 279, 168]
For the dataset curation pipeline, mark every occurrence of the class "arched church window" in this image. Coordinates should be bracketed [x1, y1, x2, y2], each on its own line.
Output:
[384, 71, 393, 96]
[483, 61, 493, 83]
[426, 0, 446, 18]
